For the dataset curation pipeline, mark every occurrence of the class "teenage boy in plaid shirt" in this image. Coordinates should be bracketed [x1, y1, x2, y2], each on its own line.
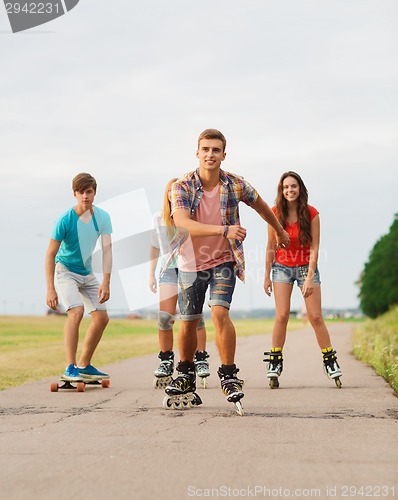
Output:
[163, 129, 290, 411]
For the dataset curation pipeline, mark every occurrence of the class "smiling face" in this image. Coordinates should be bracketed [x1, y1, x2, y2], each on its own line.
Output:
[196, 138, 226, 173]
[282, 175, 300, 203]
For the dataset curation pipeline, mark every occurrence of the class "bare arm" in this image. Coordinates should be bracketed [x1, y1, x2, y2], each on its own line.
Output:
[264, 224, 277, 297]
[45, 239, 61, 310]
[99, 234, 112, 304]
[149, 245, 160, 293]
[251, 196, 290, 247]
[302, 215, 320, 298]
[173, 209, 247, 243]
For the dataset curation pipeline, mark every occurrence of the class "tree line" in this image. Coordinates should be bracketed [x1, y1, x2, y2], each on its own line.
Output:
[358, 214, 398, 318]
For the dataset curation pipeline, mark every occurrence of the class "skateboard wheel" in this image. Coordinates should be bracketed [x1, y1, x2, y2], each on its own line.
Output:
[77, 382, 86, 392]
[101, 379, 110, 388]
[50, 383, 59, 392]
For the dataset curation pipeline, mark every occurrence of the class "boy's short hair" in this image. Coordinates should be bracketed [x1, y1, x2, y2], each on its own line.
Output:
[198, 129, 227, 151]
[72, 173, 97, 193]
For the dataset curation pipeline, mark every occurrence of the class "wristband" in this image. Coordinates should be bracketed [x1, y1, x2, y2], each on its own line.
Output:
[223, 225, 229, 238]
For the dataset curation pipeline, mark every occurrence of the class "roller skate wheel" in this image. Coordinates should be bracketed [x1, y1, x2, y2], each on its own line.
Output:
[269, 378, 279, 389]
[163, 396, 173, 409]
[335, 378, 342, 389]
[77, 382, 86, 392]
[202, 377, 208, 389]
[50, 383, 59, 392]
[234, 401, 244, 416]
[101, 379, 110, 388]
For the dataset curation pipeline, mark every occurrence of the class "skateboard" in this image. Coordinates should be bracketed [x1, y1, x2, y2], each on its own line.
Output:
[50, 376, 110, 392]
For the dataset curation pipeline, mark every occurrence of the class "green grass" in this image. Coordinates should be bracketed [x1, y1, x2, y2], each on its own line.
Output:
[0, 315, 304, 391]
[352, 306, 398, 395]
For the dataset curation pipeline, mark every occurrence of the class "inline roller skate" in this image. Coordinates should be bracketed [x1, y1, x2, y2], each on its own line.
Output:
[153, 351, 174, 389]
[263, 349, 283, 389]
[163, 361, 203, 410]
[194, 350, 210, 388]
[217, 364, 244, 416]
[323, 349, 342, 388]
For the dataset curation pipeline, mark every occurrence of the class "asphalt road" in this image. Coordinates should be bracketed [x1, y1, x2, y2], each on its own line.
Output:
[0, 323, 397, 500]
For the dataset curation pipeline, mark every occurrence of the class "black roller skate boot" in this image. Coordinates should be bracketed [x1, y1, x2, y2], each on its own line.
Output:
[163, 361, 202, 410]
[217, 364, 244, 416]
[323, 349, 342, 388]
[194, 350, 210, 389]
[153, 351, 174, 389]
[263, 349, 283, 389]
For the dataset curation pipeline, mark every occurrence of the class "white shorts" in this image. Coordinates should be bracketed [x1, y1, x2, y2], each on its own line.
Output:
[55, 262, 107, 313]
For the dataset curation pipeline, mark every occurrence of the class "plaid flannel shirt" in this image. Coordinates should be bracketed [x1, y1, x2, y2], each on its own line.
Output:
[161, 168, 259, 282]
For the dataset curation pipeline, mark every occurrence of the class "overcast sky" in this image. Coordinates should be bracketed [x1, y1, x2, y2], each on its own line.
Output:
[0, 0, 397, 315]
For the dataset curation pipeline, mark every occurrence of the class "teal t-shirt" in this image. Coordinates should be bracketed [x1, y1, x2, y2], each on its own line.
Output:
[52, 206, 112, 276]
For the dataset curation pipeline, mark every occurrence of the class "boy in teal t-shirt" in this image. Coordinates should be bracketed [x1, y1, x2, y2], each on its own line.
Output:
[45, 173, 113, 382]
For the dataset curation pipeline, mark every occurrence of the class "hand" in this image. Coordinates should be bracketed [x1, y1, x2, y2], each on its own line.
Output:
[98, 282, 110, 303]
[226, 225, 247, 243]
[149, 276, 157, 294]
[46, 289, 58, 310]
[276, 229, 290, 249]
[301, 278, 314, 299]
[264, 277, 273, 297]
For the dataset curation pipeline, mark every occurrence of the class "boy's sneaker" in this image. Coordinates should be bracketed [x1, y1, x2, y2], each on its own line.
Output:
[77, 364, 109, 381]
[61, 364, 83, 382]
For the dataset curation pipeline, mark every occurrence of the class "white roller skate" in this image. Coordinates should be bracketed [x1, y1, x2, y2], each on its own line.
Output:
[323, 350, 342, 388]
[217, 365, 244, 416]
[194, 350, 210, 388]
[263, 350, 283, 389]
[153, 351, 174, 389]
[163, 361, 203, 410]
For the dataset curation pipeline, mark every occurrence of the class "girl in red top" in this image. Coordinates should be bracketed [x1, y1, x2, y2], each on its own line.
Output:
[263, 171, 342, 388]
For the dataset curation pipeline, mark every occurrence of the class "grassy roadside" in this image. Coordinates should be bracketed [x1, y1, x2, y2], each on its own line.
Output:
[352, 306, 398, 395]
[0, 315, 304, 391]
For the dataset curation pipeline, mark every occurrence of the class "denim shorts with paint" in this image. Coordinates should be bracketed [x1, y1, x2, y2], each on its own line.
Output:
[271, 262, 321, 287]
[158, 267, 178, 286]
[178, 261, 236, 321]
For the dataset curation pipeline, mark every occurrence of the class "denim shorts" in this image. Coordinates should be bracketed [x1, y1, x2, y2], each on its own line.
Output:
[178, 261, 236, 321]
[272, 262, 321, 287]
[55, 262, 107, 313]
[159, 267, 178, 286]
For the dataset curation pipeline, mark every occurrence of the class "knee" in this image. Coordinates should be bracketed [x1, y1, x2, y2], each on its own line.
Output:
[92, 311, 109, 328]
[211, 306, 229, 325]
[197, 314, 205, 330]
[308, 313, 324, 328]
[275, 311, 290, 325]
[67, 306, 84, 323]
[158, 311, 175, 331]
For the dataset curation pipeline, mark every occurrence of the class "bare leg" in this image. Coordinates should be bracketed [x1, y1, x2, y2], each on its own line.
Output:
[196, 327, 207, 351]
[64, 306, 84, 366]
[178, 319, 199, 362]
[271, 283, 294, 349]
[158, 285, 178, 352]
[211, 305, 235, 365]
[304, 286, 332, 350]
[78, 310, 109, 367]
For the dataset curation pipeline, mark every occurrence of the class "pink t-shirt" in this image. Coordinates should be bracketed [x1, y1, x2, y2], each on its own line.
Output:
[178, 185, 234, 272]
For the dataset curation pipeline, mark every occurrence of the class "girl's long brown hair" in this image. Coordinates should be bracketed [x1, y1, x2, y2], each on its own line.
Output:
[163, 178, 178, 240]
[275, 171, 312, 246]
